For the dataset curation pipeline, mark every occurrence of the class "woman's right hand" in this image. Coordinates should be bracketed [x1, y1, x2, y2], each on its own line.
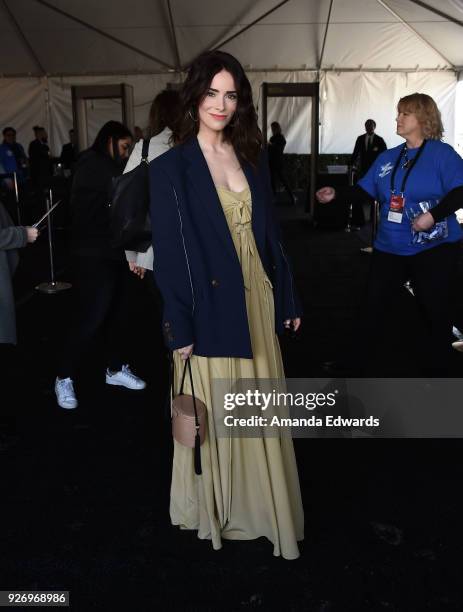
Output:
[128, 261, 146, 279]
[316, 186, 336, 203]
[26, 227, 39, 243]
[178, 344, 194, 360]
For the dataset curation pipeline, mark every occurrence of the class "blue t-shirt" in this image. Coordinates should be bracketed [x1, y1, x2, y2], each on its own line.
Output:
[0, 143, 19, 174]
[358, 139, 463, 255]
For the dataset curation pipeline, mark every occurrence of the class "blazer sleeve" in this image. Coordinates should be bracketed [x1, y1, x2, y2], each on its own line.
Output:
[352, 136, 362, 164]
[150, 163, 195, 350]
[259, 151, 302, 320]
[0, 225, 27, 250]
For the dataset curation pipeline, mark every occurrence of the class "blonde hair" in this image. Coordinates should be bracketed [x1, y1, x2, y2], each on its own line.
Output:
[397, 93, 443, 140]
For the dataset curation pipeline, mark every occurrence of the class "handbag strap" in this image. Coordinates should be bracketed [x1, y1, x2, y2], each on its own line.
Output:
[141, 138, 149, 164]
[180, 358, 200, 430]
[171, 354, 202, 475]
[171, 355, 200, 427]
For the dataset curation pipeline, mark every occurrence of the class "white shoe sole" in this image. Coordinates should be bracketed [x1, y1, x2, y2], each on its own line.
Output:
[56, 398, 78, 409]
[105, 377, 146, 390]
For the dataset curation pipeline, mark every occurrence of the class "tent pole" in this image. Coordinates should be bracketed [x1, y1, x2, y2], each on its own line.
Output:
[376, 0, 455, 69]
[166, 0, 182, 71]
[407, 0, 463, 29]
[1, 0, 46, 75]
[318, 0, 334, 72]
[33, 0, 176, 71]
[211, 0, 291, 52]
[0, 67, 456, 79]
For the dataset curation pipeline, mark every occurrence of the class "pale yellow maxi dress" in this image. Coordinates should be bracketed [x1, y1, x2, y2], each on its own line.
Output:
[170, 185, 304, 560]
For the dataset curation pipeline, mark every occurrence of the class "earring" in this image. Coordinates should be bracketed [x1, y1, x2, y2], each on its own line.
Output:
[188, 109, 198, 122]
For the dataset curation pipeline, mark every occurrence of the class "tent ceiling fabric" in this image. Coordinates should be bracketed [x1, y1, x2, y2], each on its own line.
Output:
[1, 0, 463, 76]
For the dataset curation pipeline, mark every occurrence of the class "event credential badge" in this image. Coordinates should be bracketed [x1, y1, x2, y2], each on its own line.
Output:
[388, 193, 405, 223]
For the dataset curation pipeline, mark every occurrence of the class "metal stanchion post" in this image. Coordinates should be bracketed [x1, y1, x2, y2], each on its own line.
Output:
[344, 166, 355, 233]
[13, 172, 21, 225]
[372, 200, 378, 240]
[35, 188, 72, 294]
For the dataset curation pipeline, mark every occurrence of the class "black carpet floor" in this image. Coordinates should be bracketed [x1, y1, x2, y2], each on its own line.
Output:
[1, 209, 463, 611]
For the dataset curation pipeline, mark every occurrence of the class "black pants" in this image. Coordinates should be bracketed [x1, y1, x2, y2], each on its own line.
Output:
[351, 200, 366, 227]
[57, 256, 134, 379]
[361, 242, 459, 376]
[270, 163, 294, 204]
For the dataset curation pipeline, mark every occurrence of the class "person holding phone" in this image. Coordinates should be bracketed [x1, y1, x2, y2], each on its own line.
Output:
[317, 93, 463, 375]
[0, 200, 38, 347]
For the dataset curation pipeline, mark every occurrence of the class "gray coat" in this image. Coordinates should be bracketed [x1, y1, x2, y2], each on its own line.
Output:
[0, 203, 27, 344]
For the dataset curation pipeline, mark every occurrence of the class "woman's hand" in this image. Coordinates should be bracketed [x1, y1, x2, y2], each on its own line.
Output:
[316, 187, 336, 203]
[284, 318, 301, 332]
[178, 344, 194, 360]
[128, 261, 146, 279]
[412, 212, 435, 232]
[26, 227, 39, 243]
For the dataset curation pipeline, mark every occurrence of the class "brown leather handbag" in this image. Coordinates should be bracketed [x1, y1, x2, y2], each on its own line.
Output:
[171, 357, 206, 475]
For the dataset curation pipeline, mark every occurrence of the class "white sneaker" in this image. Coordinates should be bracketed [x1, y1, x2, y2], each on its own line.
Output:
[105, 365, 146, 390]
[452, 340, 463, 352]
[55, 377, 78, 409]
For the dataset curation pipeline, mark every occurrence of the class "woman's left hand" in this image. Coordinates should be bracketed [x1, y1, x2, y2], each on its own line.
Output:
[284, 318, 301, 332]
[412, 212, 434, 232]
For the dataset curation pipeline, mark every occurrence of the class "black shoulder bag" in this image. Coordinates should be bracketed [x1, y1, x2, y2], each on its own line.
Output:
[109, 139, 151, 252]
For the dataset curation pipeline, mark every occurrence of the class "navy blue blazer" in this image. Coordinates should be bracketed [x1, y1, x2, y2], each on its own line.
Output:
[149, 136, 301, 358]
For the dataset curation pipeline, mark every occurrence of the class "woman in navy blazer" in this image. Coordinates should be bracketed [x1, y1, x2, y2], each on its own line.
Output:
[149, 136, 301, 357]
[150, 51, 304, 560]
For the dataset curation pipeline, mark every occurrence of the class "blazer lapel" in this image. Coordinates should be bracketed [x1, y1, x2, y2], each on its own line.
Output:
[183, 138, 238, 262]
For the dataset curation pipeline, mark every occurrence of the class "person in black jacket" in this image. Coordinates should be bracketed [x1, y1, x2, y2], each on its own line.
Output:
[59, 128, 77, 172]
[268, 121, 295, 205]
[54, 121, 146, 409]
[351, 119, 387, 227]
[28, 126, 53, 189]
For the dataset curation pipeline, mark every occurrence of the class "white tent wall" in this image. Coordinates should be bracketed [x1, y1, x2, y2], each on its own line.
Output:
[0, 78, 47, 152]
[247, 71, 318, 154]
[321, 71, 457, 154]
[0, 70, 458, 157]
[47, 74, 184, 153]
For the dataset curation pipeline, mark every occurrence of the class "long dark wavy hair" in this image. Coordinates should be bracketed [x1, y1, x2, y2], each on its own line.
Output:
[174, 51, 262, 167]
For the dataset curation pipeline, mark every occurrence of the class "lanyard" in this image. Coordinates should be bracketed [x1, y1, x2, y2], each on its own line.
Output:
[390, 139, 427, 195]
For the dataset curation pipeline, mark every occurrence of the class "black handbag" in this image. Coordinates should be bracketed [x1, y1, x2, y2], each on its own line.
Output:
[109, 139, 151, 252]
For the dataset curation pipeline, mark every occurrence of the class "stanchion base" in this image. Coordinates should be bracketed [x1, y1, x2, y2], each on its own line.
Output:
[35, 281, 72, 294]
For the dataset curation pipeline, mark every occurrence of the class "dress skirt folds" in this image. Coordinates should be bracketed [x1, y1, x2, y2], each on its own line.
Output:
[170, 186, 304, 560]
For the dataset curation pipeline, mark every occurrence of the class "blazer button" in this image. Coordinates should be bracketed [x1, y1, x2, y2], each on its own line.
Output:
[211, 279, 219, 287]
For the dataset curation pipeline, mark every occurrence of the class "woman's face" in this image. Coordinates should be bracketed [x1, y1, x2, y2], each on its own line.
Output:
[197, 69, 238, 133]
[117, 137, 132, 159]
[109, 136, 132, 159]
[396, 108, 423, 141]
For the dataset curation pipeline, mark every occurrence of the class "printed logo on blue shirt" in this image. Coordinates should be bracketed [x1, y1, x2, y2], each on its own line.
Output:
[379, 162, 393, 178]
